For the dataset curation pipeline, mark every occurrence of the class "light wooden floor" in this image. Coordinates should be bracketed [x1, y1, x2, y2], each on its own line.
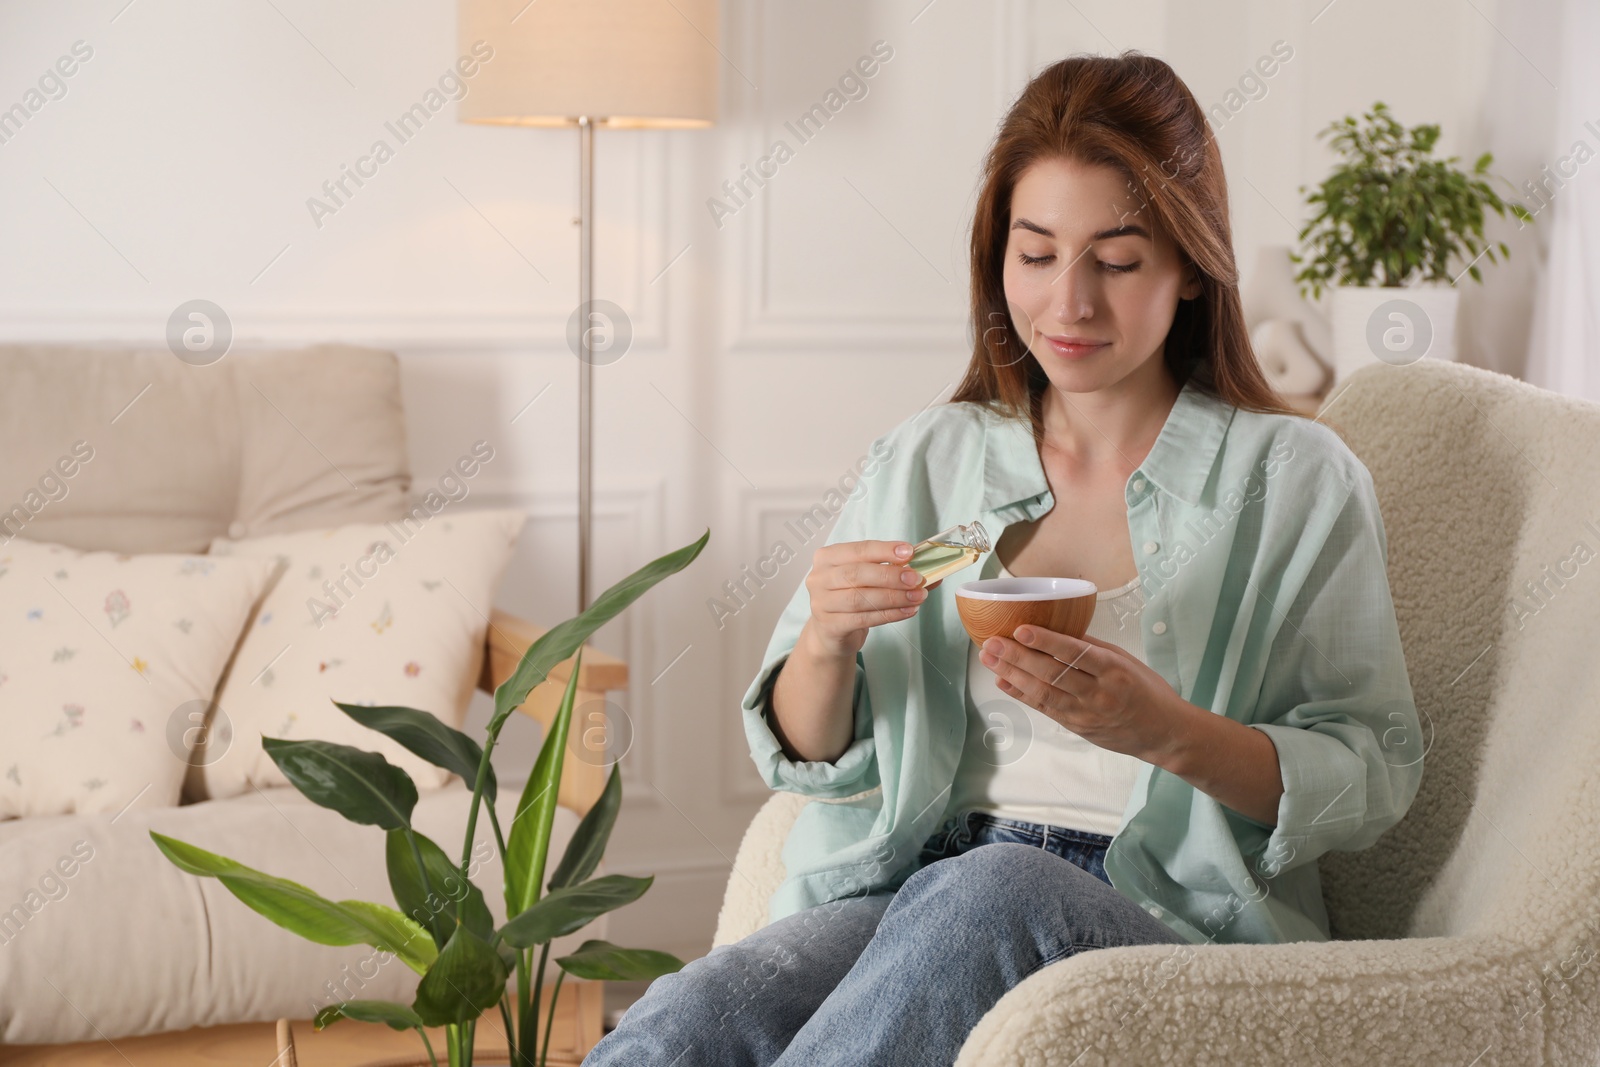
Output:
[0, 981, 602, 1067]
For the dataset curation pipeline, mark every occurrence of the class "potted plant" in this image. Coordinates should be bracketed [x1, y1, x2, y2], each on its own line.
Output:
[1290, 100, 1534, 383]
[151, 529, 710, 1067]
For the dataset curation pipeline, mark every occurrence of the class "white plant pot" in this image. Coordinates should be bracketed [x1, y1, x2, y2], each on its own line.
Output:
[1329, 284, 1459, 385]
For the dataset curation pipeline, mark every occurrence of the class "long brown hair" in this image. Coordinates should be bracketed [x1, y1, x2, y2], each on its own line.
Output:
[949, 51, 1304, 439]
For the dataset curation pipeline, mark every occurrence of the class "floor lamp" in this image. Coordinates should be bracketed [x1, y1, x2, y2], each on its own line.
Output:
[457, 0, 719, 612]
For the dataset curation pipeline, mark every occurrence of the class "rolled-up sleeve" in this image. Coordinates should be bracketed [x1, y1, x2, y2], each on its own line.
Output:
[741, 644, 879, 798]
[737, 431, 898, 799]
[1237, 469, 1424, 877]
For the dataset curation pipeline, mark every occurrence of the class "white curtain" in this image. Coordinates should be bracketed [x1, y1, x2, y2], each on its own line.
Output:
[1524, 0, 1600, 401]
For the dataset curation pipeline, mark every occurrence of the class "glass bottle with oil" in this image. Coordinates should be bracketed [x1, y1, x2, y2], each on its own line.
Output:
[906, 520, 991, 585]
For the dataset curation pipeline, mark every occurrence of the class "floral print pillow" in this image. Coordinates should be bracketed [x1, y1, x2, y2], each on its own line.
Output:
[0, 540, 277, 819]
[200, 509, 526, 798]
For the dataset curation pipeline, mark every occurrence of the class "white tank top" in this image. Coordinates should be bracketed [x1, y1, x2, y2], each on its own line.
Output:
[945, 559, 1151, 838]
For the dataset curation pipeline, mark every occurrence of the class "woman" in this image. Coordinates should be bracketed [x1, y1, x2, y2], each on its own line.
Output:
[585, 51, 1422, 1067]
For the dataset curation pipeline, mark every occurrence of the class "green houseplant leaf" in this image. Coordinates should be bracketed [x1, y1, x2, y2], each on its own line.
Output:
[335, 702, 498, 802]
[311, 998, 442, 1067]
[1290, 100, 1534, 300]
[412, 925, 509, 1028]
[555, 939, 686, 982]
[547, 763, 622, 892]
[385, 828, 494, 947]
[149, 832, 436, 974]
[490, 528, 709, 730]
[263, 737, 417, 830]
[314, 999, 425, 1032]
[499, 874, 654, 949]
[504, 651, 583, 919]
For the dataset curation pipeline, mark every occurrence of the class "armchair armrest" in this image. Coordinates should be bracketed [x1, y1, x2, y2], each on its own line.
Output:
[953, 933, 1544, 1066]
[478, 607, 629, 818]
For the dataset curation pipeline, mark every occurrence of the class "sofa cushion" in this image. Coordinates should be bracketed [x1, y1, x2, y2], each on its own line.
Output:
[0, 538, 277, 819]
[0, 780, 598, 1043]
[0, 344, 410, 555]
[197, 509, 527, 799]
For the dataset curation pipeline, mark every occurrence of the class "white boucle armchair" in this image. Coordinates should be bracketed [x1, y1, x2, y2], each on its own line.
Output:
[712, 358, 1600, 1066]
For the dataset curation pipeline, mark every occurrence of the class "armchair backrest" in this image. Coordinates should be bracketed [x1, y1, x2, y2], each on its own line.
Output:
[1318, 359, 1600, 945]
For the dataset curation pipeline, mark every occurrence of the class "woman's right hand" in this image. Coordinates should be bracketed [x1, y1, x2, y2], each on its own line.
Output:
[802, 540, 927, 659]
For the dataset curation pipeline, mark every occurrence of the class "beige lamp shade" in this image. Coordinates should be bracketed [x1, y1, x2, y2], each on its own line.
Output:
[458, 0, 719, 128]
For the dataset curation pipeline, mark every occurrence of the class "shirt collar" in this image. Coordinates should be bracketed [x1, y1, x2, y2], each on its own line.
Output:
[979, 375, 1236, 511]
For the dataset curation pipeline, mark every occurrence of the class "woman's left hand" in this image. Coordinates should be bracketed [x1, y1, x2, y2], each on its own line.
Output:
[978, 624, 1187, 763]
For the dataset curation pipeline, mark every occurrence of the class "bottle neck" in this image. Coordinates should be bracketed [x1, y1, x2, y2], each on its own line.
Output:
[963, 520, 992, 554]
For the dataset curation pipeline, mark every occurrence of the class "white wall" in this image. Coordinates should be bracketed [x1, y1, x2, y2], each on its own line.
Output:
[0, 0, 1546, 963]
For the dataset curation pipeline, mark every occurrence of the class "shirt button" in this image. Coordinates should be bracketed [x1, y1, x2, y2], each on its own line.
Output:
[1131, 477, 1147, 493]
[1151, 621, 1168, 635]
[1147, 905, 1164, 918]
[1143, 540, 1159, 555]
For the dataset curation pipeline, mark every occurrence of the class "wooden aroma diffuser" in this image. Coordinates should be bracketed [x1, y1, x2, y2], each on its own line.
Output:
[954, 576, 1098, 647]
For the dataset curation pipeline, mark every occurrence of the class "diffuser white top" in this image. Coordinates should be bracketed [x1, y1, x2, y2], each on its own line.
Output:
[955, 576, 1098, 601]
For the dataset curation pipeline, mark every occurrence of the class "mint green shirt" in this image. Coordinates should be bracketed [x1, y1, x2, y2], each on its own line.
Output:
[741, 377, 1424, 945]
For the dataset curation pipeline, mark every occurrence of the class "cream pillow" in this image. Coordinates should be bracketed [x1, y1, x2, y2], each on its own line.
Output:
[0, 538, 278, 819]
[200, 509, 527, 798]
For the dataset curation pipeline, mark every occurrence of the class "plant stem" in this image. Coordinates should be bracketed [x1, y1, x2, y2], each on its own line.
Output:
[518, 953, 544, 1067]
[486, 798, 509, 863]
[498, 994, 518, 1067]
[538, 970, 566, 1067]
[417, 1026, 440, 1067]
[523, 945, 546, 1067]
[511, 952, 530, 1066]
[458, 728, 503, 928]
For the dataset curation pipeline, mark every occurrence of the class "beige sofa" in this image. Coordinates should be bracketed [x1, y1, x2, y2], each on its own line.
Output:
[714, 358, 1600, 1065]
[0, 344, 616, 1065]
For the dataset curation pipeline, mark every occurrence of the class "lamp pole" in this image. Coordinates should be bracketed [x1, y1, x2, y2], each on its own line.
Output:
[577, 114, 594, 614]
[457, 0, 719, 613]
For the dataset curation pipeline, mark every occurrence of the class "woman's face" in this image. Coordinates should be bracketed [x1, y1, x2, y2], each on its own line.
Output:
[1000, 156, 1201, 392]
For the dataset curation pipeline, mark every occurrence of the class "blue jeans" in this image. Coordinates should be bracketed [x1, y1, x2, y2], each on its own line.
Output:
[581, 810, 1190, 1067]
